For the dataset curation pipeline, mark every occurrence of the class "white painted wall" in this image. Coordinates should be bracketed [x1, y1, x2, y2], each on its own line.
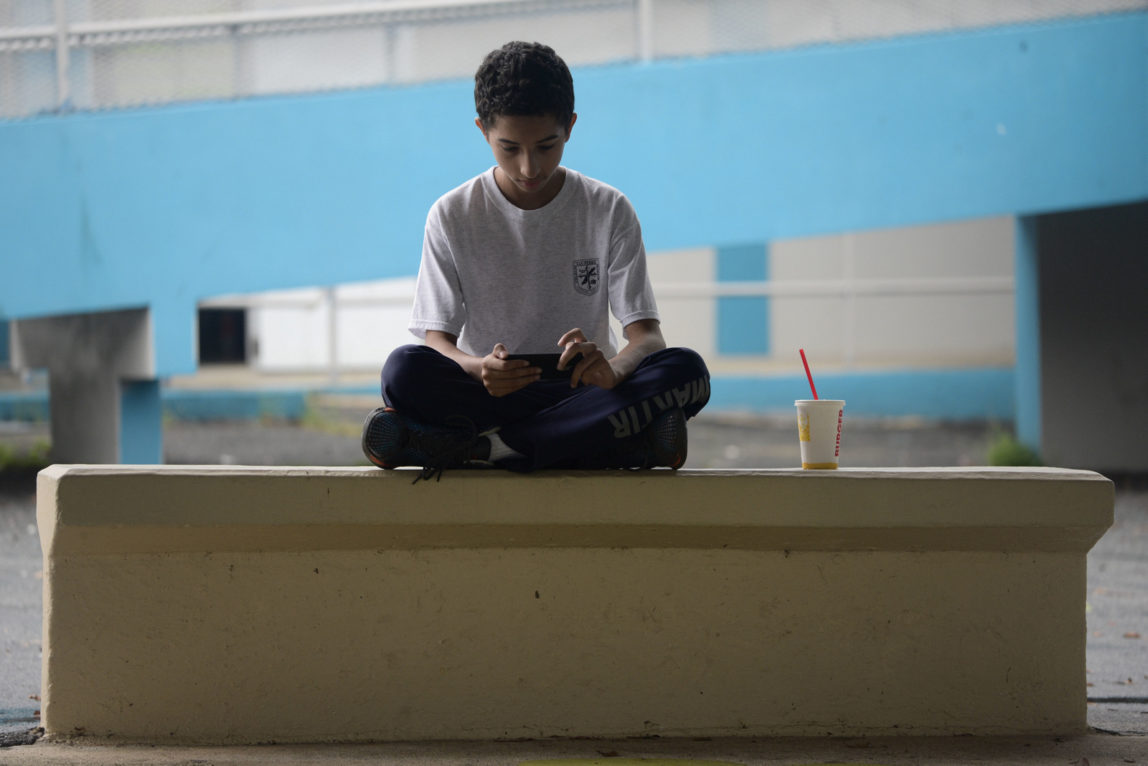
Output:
[770, 216, 1015, 369]
[645, 247, 717, 358]
[242, 215, 1014, 374]
[248, 279, 415, 372]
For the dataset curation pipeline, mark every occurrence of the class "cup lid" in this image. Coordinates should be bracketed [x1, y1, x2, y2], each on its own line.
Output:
[794, 399, 845, 406]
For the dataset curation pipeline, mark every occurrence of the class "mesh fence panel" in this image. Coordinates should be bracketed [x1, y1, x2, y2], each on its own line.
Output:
[1, 0, 54, 118]
[649, 0, 1148, 58]
[1, 0, 1145, 119]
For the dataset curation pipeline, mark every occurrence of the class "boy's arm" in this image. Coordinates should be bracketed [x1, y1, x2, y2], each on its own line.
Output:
[558, 318, 666, 390]
[425, 330, 540, 397]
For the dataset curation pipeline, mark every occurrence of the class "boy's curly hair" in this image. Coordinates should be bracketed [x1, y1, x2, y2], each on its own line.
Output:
[474, 41, 574, 129]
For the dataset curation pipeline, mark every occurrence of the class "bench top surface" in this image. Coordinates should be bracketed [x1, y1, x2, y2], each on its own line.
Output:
[37, 465, 1113, 555]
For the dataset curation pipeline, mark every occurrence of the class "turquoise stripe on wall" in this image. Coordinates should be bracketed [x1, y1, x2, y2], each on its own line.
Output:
[717, 243, 770, 355]
[0, 367, 1014, 423]
[4, 367, 1014, 422]
[0, 388, 309, 423]
[710, 367, 1015, 420]
[161, 389, 310, 421]
[0, 392, 47, 421]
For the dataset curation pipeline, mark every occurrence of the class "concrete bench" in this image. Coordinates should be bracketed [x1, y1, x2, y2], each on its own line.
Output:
[37, 465, 1113, 744]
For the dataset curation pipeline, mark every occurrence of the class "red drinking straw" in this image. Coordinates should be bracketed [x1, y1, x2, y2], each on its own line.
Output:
[799, 348, 819, 400]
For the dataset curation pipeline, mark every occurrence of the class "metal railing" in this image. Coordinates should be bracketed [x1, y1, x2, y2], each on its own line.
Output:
[1, 0, 638, 115]
[200, 276, 1016, 309]
[200, 273, 1015, 382]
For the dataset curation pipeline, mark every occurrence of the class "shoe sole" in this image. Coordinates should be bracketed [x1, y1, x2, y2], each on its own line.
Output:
[647, 407, 687, 469]
[665, 408, 687, 469]
[361, 407, 401, 469]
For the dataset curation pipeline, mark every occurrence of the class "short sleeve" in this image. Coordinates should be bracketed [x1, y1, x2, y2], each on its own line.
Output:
[408, 203, 467, 340]
[607, 198, 659, 328]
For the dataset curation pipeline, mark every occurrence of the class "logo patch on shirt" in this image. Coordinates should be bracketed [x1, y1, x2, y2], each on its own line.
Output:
[573, 259, 600, 295]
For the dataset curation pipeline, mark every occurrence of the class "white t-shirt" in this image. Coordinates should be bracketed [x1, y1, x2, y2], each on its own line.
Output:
[409, 167, 659, 358]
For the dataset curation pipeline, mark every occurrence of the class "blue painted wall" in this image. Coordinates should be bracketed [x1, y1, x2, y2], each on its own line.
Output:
[1013, 216, 1042, 447]
[1, 12, 1145, 378]
[712, 367, 1015, 421]
[119, 379, 162, 463]
[717, 243, 770, 355]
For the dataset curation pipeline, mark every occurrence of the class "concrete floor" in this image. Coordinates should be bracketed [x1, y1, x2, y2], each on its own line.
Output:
[3, 732, 1148, 765]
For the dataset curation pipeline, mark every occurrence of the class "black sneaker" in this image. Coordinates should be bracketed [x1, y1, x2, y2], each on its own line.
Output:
[361, 407, 490, 482]
[610, 407, 688, 470]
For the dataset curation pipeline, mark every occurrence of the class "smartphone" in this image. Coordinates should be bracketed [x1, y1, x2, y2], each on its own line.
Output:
[507, 353, 581, 380]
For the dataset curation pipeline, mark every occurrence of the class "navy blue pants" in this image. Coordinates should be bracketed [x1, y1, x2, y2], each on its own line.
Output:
[381, 345, 711, 470]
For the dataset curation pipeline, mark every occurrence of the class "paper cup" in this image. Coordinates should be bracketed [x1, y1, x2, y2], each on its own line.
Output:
[795, 399, 845, 469]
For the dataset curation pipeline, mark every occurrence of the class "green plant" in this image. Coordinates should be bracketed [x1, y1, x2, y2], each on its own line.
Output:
[300, 396, 361, 438]
[987, 434, 1042, 467]
[0, 440, 52, 473]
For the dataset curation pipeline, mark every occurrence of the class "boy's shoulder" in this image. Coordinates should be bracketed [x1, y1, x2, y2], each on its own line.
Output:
[428, 167, 634, 221]
[568, 170, 638, 222]
[566, 168, 625, 200]
[433, 169, 490, 210]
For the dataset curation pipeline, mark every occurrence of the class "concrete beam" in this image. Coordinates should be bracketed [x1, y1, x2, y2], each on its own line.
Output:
[11, 309, 162, 463]
[37, 466, 1113, 744]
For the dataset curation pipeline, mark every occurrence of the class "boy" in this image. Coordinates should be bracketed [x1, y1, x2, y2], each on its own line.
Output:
[362, 41, 710, 481]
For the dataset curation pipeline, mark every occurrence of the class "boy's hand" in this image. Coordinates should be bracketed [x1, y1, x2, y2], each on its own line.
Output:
[557, 329, 623, 390]
[481, 343, 541, 397]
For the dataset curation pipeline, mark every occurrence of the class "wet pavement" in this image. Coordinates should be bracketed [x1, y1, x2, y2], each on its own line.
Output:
[1, 405, 1145, 747]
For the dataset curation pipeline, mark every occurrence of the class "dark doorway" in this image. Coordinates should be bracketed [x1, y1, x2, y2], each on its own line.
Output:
[198, 308, 248, 364]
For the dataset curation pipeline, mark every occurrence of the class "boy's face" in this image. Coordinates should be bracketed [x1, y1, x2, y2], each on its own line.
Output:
[477, 112, 576, 210]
